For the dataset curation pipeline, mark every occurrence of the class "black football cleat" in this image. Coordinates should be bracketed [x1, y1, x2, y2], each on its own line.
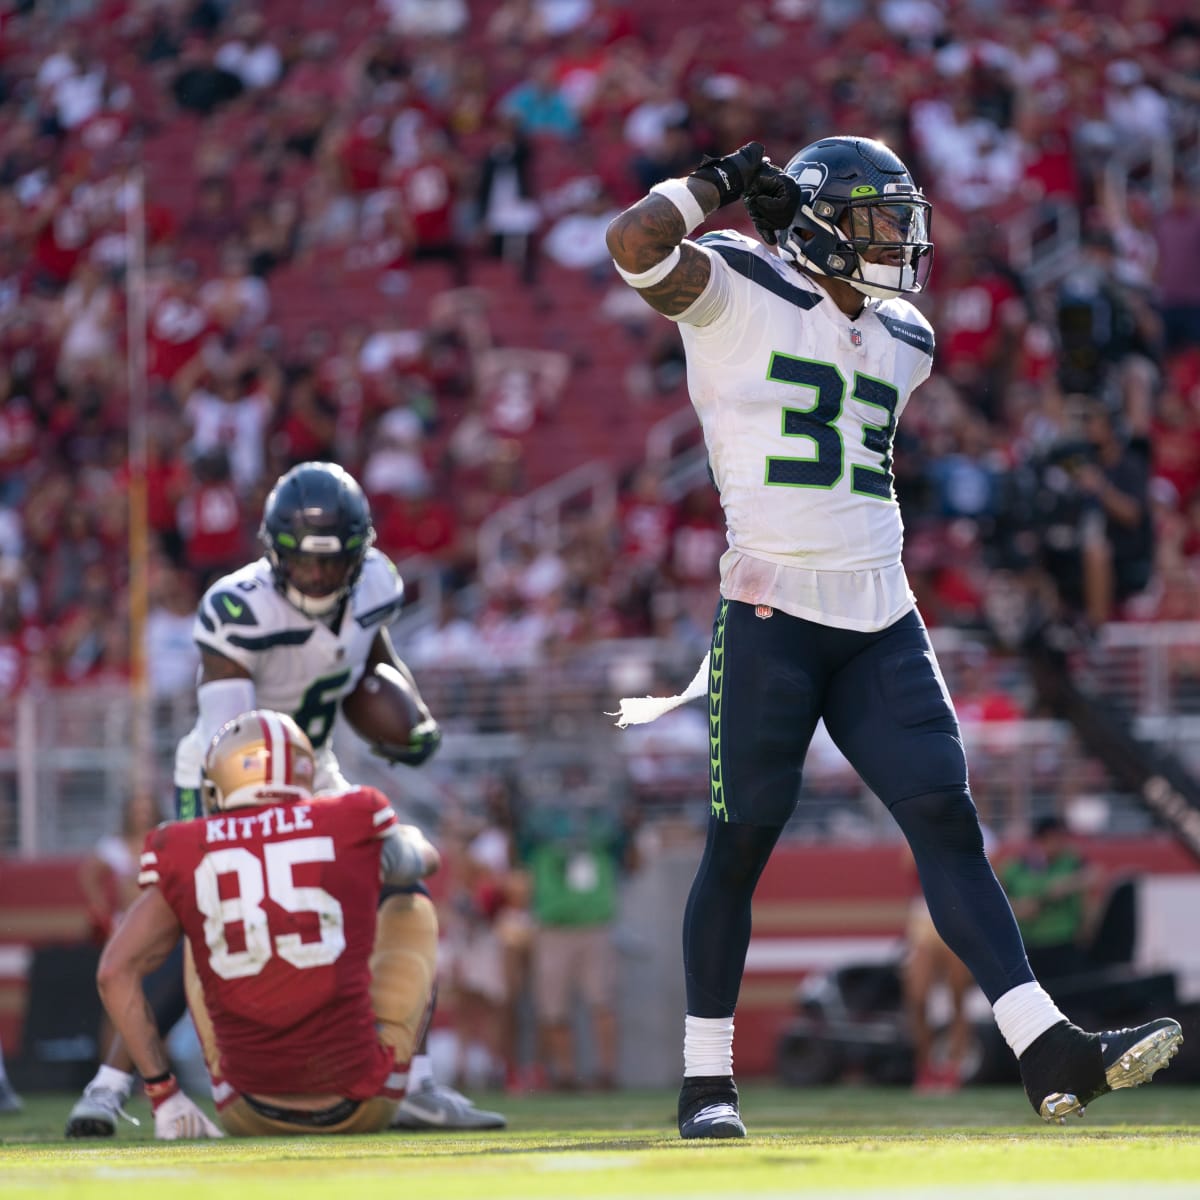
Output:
[678, 1075, 746, 1139]
[1020, 1017, 1183, 1124]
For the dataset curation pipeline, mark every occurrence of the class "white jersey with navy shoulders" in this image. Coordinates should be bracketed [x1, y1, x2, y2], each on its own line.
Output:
[175, 549, 404, 792]
[666, 229, 935, 631]
[193, 548, 403, 741]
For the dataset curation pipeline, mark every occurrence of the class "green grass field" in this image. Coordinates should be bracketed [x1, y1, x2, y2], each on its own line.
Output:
[3, 1085, 1200, 1199]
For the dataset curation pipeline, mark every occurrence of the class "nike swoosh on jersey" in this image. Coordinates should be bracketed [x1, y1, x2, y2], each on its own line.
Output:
[209, 590, 259, 627]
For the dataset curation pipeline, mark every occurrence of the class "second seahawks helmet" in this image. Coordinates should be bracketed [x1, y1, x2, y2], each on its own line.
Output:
[777, 136, 933, 299]
[259, 462, 376, 617]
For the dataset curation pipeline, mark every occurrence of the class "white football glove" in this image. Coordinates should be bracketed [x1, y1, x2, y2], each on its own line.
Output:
[153, 1089, 224, 1139]
[381, 822, 441, 886]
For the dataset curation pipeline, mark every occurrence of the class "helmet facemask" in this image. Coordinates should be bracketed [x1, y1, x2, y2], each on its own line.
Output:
[781, 193, 934, 299]
[265, 534, 371, 617]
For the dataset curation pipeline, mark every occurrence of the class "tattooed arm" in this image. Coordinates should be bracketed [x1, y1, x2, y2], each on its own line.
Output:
[606, 142, 772, 318]
[604, 179, 721, 318]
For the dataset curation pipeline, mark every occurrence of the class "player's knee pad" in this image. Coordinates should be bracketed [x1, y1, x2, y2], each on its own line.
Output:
[370, 893, 438, 1060]
[881, 726, 970, 803]
[890, 788, 986, 858]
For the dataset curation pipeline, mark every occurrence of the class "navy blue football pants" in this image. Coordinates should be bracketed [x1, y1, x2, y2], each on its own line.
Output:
[683, 600, 1035, 1017]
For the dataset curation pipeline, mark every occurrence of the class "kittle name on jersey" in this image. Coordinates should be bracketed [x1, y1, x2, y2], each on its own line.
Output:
[206, 804, 315, 842]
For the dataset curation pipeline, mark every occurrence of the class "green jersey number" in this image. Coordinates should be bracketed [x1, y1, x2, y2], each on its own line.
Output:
[765, 352, 899, 500]
[293, 669, 352, 748]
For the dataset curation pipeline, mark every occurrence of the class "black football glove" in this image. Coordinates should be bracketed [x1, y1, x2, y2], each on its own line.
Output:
[743, 160, 802, 245]
[372, 717, 442, 767]
[689, 141, 767, 207]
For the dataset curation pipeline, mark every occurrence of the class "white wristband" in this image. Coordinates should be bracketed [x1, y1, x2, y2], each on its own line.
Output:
[613, 245, 681, 289]
[650, 178, 707, 235]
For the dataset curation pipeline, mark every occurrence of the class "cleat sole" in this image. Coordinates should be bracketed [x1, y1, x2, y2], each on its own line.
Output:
[680, 1121, 747, 1140]
[1039, 1092, 1085, 1123]
[1106, 1023, 1184, 1092]
[65, 1119, 116, 1138]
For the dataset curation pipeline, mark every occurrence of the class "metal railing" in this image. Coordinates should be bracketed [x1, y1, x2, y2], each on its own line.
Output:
[645, 406, 710, 501]
[5, 623, 1200, 858]
[474, 459, 617, 580]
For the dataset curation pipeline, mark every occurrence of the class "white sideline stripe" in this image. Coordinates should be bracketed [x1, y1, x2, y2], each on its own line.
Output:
[527, 1187, 1200, 1199]
[743, 936, 898, 972]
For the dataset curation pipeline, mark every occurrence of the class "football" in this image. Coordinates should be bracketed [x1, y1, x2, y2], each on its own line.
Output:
[341, 662, 423, 751]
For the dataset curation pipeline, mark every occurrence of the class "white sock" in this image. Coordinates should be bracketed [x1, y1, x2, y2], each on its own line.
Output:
[91, 1065, 135, 1099]
[408, 1054, 433, 1089]
[683, 1014, 734, 1078]
[993, 982, 1068, 1057]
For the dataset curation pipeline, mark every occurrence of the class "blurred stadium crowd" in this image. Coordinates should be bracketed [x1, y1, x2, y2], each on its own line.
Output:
[0, 0, 1197, 704]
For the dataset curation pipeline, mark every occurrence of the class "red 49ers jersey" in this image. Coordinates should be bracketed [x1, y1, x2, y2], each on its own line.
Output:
[139, 787, 399, 1101]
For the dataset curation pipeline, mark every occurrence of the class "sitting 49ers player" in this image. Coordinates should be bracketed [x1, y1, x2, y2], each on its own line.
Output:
[96, 711, 443, 1138]
[69, 461, 503, 1137]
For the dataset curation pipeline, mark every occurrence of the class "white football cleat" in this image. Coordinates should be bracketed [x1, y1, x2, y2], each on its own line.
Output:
[392, 1079, 506, 1130]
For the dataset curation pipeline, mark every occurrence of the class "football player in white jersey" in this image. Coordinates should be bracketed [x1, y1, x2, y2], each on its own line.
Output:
[67, 462, 505, 1137]
[607, 137, 1180, 1137]
[171, 461, 438, 818]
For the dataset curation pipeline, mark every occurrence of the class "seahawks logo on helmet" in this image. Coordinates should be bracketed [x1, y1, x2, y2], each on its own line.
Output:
[789, 162, 829, 204]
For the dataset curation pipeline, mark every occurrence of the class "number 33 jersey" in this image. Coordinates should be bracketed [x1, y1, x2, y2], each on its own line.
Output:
[670, 230, 936, 631]
[139, 787, 402, 1102]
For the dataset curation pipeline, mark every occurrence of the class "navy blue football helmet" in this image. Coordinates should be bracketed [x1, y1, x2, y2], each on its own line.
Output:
[777, 136, 933, 299]
[259, 462, 375, 617]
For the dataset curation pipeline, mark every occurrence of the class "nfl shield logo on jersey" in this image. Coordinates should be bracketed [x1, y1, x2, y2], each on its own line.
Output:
[849, 327, 863, 347]
[755, 605, 774, 620]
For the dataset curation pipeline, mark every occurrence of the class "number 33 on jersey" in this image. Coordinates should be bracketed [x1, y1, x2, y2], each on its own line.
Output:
[674, 229, 934, 578]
